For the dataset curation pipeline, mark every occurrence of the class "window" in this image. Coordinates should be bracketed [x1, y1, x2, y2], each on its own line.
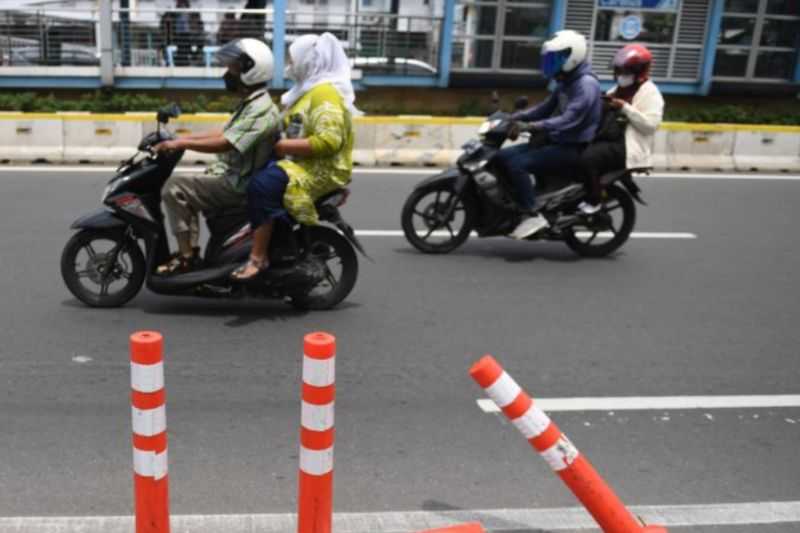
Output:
[594, 10, 678, 44]
[714, 0, 800, 80]
[451, 0, 553, 72]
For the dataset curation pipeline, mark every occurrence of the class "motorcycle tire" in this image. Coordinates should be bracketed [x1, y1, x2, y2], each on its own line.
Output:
[564, 184, 636, 258]
[401, 181, 476, 254]
[289, 226, 358, 311]
[61, 229, 146, 308]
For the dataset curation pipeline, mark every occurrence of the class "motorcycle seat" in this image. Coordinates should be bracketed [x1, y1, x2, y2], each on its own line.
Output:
[315, 188, 349, 208]
[204, 205, 248, 221]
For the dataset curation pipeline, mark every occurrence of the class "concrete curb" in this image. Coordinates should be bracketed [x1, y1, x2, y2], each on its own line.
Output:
[0, 113, 798, 171]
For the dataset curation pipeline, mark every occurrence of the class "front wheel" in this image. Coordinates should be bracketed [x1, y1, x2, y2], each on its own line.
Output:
[290, 226, 358, 311]
[60, 229, 146, 307]
[564, 184, 636, 258]
[401, 180, 476, 254]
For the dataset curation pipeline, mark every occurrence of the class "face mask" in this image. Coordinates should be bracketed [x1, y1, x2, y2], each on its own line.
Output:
[617, 74, 635, 88]
[222, 71, 240, 92]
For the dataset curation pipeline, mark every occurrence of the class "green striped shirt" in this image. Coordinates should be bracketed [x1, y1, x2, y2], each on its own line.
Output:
[206, 89, 281, 193]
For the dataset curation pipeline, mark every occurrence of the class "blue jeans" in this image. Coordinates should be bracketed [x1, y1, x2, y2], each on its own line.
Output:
[246, 161, 289, 228]
[493, 143, 585, 211]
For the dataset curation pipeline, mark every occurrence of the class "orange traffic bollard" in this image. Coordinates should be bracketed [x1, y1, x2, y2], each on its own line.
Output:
[417, 523, 486, 533]
[130, 331, 170, 533]
[298, 332, 336, 533]
[470, 355, 667, 533]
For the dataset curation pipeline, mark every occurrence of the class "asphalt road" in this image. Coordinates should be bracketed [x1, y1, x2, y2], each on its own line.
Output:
[0, 167, 799, 531]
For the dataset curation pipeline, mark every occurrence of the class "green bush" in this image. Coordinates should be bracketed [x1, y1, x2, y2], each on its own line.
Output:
[0, 90, 799, 125]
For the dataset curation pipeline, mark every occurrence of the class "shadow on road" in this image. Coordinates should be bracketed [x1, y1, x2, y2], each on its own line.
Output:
[421, 500, 554, 533]
[60, 297, 361, 328]
[392, 241, 622, 264]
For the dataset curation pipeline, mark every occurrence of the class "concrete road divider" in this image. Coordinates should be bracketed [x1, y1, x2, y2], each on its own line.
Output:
[470, 355, 667, 533]
[298, 332, 337, 533]
[732, 130, 800, 172]
[1, 113, 799, 171]
[130, 331, 170, 533]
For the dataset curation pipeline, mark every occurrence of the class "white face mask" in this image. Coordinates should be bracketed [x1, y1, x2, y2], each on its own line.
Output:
[617, 74, 635, 88]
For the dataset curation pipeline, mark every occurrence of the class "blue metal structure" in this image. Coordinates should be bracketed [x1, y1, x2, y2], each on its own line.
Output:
[437, 0, 456, 88]
[549, 0, 568, 35]
[700, 0, 725, 96]
[271, 0, 287, 90]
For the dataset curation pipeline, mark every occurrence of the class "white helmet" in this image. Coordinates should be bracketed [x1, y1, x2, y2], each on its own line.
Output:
[216, 38, 274, 87]
[541, 30, 587, 78]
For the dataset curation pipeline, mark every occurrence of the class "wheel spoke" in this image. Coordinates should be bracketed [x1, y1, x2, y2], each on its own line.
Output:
[83, 244, 97, 260]
[608, 224, 619, 236]
[99, 280, 110, 296]
[324, 269, 338, 289]
[445, 223, 455, 239]
[434, 190, 442, 207]
[586, 231, 598, 245]
[75, 269, 92, 278]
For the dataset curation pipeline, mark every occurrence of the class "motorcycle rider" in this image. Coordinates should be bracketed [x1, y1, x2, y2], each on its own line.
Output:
[493, 30, 602, 240]
[578, 43, 664, 214]
[153, 38, 281, 275]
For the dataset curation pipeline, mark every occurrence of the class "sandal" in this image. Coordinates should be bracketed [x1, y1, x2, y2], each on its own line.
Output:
[156, 247, 201, 275]
[231, 256, 269, 281]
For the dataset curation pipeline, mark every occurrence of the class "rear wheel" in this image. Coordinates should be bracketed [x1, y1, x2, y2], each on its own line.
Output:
[60, 229, 145, 307]
[564, 184, 636, 257]
[401, 181, 476, 254]
[289, 226, 358, 311]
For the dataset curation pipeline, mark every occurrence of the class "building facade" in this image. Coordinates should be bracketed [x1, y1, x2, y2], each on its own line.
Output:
[0, 0, 797, 94]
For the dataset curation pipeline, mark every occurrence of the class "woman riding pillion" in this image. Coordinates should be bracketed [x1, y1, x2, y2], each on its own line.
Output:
[578, 44, 664, 214]
[232, 32, 358, 280]
[493, 30, 602, 240]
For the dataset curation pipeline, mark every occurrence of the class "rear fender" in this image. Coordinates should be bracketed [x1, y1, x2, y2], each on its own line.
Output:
[70, 208, 127, 230]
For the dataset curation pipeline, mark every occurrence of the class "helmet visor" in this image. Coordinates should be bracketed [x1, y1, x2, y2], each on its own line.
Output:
[215, 40, 243, 67]
[541, 49, 569, 78]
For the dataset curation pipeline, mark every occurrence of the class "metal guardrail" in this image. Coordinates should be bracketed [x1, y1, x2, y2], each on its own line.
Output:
[0, 7, 442, 77]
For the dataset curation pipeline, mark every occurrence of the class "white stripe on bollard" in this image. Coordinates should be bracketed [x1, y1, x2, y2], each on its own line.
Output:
[301, 402, 335, 432]
[299, 446, 334, 476]
[484, 371, 521, 408]
[131, 405, 167, 437]
[302, 356, 336, 388]
[133, 449, 169, 480]
[130, 361, 165, 393]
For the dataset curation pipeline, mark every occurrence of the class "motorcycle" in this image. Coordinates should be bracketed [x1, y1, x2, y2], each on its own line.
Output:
[60, 104, 367, 310]
[401, 96, 647, 258]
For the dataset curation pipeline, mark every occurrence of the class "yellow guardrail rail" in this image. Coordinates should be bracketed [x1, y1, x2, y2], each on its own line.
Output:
[0, 112, 799, 133]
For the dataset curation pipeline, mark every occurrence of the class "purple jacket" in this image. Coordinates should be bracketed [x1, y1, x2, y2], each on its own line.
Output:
[517, 62, 602, 144]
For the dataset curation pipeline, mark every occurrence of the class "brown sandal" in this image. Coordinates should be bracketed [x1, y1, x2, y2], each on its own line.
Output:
[231, 256, 269, 281]
[156, 248, 201, 275]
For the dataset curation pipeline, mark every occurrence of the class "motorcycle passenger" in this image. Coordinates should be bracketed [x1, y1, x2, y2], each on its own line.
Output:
[153, 38, 281, 275]
[493, 30, 602, 240]
[231, 32, 358, 280]
[578, 44, 664, 214]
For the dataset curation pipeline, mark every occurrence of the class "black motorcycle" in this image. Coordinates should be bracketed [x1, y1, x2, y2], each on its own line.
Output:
[401, 97, 647, 257]
[61, 104, 367, 310]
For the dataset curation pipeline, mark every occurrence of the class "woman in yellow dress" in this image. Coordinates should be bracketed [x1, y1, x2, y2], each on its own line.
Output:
[233, 32, 358, 280]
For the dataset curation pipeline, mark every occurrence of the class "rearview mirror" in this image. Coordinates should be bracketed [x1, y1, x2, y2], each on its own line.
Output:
[157, 103, 181, 124]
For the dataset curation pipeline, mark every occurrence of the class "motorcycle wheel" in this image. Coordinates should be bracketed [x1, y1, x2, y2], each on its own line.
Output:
[564, 184, 636, 258]
[60, 229, 146, 308]
[401, 181, 476, 254]
[289, 226, 358, 311]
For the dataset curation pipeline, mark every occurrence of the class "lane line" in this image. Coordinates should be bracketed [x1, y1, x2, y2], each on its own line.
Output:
[0, 166, 799, 180]
[477, 395, 800, 413]
[2, 502, 800, 532]
[355, 230, 697, 239]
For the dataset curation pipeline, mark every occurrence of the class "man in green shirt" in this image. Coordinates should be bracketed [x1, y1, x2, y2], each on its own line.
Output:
[154, 38, 281, 275]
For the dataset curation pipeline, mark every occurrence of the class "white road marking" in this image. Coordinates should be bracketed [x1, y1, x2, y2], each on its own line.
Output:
[2, 502, 800, 532]
[0, 166, 799, 180]
[477, 395, 800, 413]
[355, 230, 697, 239]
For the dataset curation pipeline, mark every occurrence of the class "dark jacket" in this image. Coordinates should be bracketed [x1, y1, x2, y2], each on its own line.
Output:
[517, 62, 602, 144]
